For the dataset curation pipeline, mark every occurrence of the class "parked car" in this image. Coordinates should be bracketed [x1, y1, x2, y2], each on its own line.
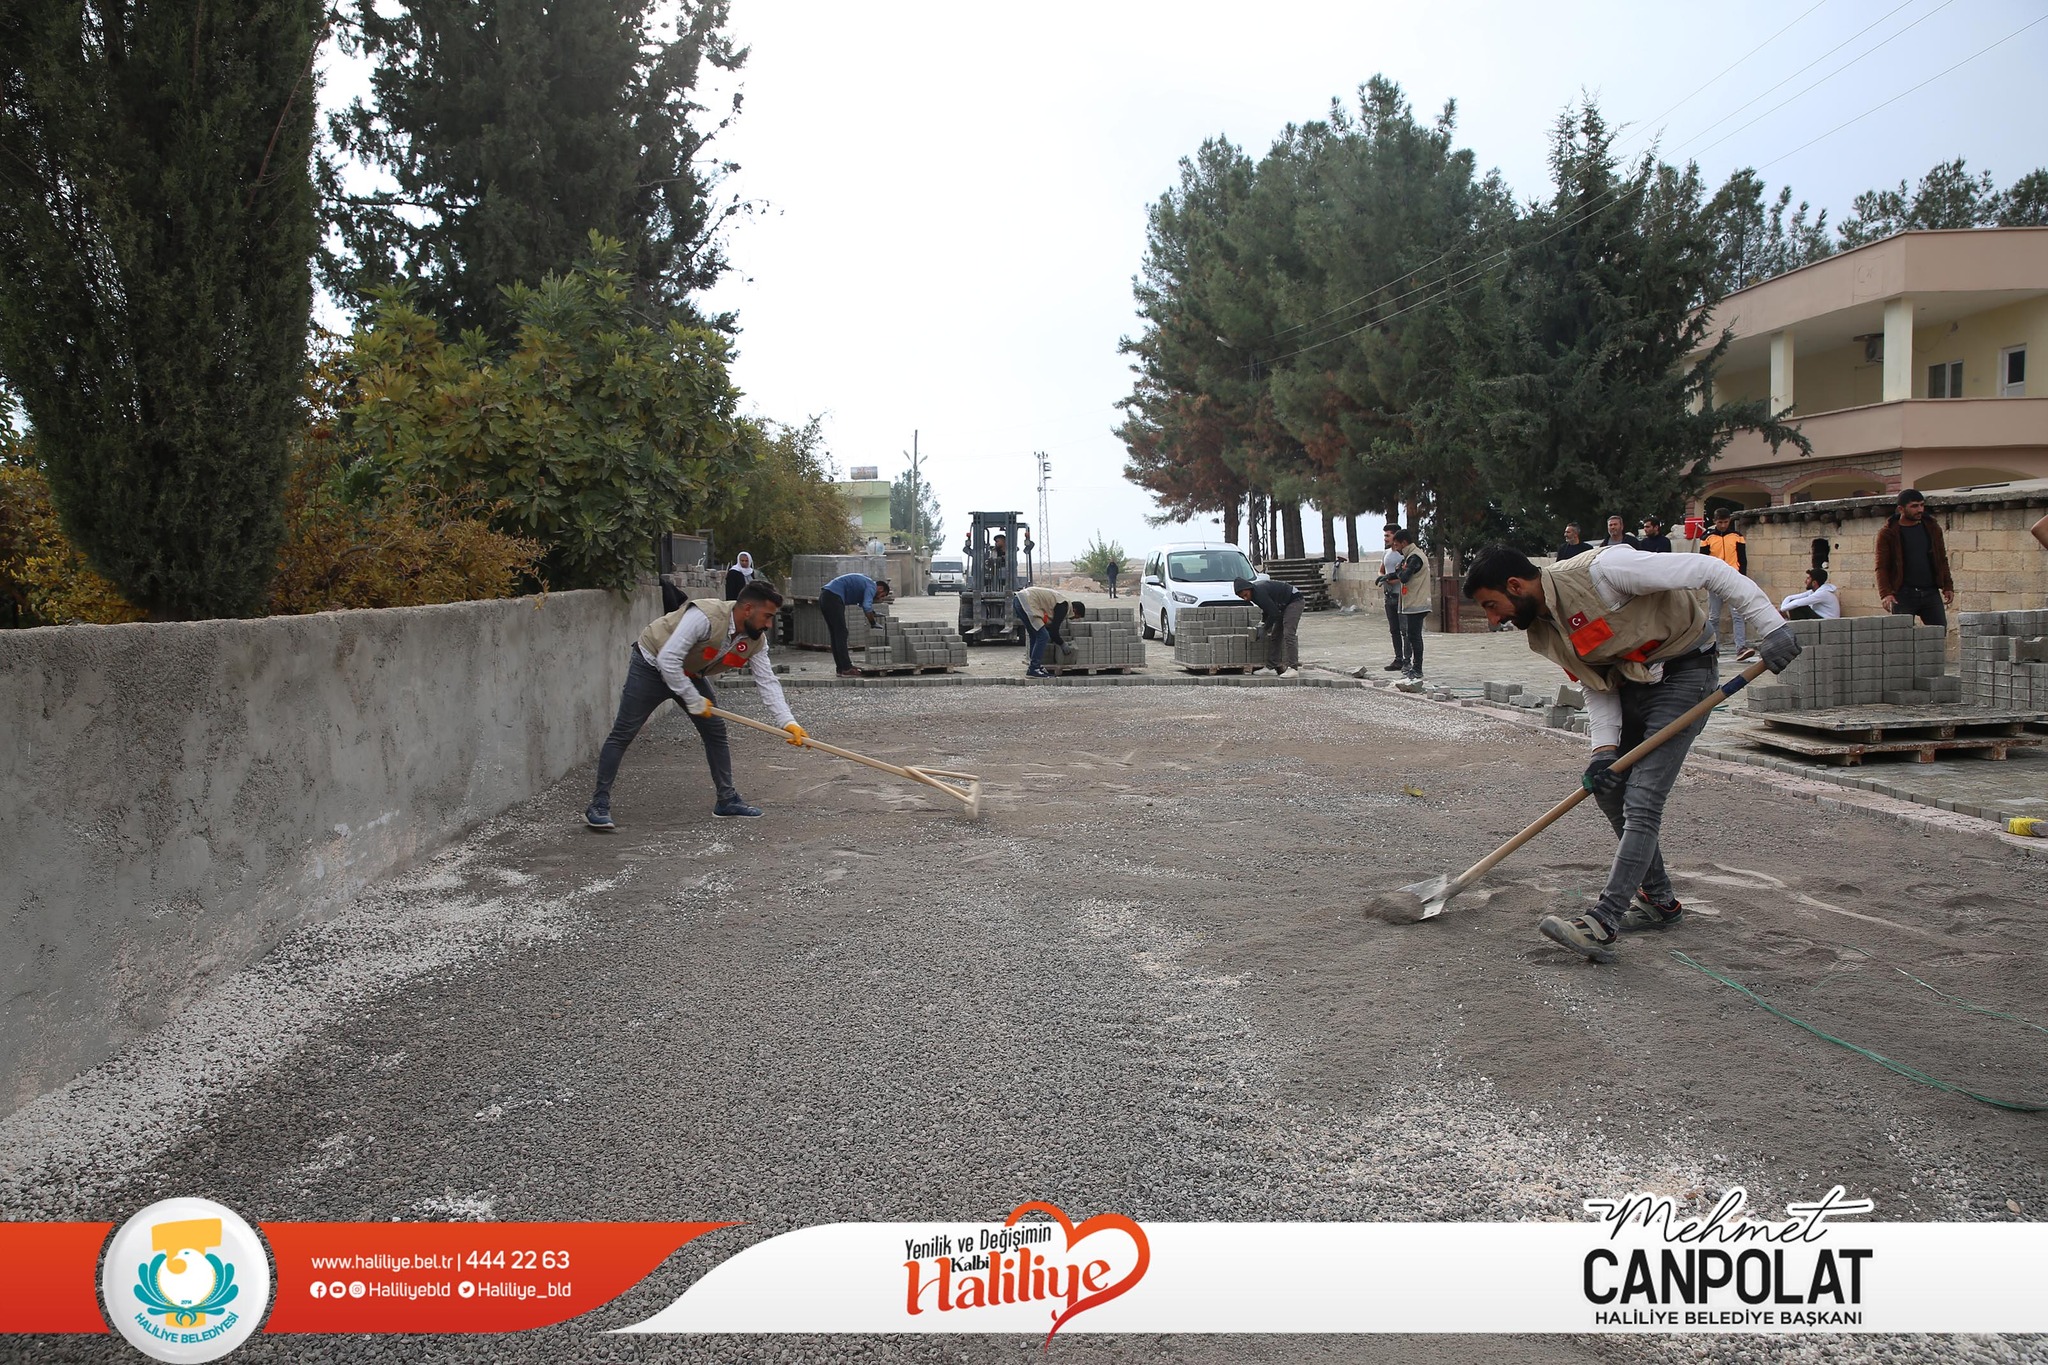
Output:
[1139, 543, 1259, 644]
[926, 557, 967, 595]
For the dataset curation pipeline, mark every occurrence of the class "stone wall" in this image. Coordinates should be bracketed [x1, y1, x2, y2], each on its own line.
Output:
[1, 587, 659, 1112]
[1737, 483, 2048, 627]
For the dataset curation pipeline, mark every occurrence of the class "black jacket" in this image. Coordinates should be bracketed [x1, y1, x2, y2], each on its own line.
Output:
[1247, 578, 1301, 626]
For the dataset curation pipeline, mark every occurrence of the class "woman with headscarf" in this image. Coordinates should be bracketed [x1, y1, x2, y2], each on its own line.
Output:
[724, 552, 756, 601]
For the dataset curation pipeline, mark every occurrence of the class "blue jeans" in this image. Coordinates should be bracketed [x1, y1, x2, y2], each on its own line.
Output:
[1013, 597, 1050, 670]
[1588, 651, 1718, 933]
[591, 649, 739, 810]
[1705, 589, 1746, 650]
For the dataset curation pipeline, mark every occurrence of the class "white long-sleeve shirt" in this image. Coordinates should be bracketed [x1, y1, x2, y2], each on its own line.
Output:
[639, 606, 796, 728]
[1570, 548, 1786, 751]
[1778, 582, 1840, 619]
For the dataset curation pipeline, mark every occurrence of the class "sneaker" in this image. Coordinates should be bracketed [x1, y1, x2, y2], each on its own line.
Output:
[1538, 912, 1619, 963]
[1621, 890, 1684, 931]
[584, 804, 614, 832]
[1383, 660, 1406, 671]
[712, 799, 763, 818]
[1274, 667, 1296, 677]
[1026, 668, 1052, 678]
[836, 668, 863, 678]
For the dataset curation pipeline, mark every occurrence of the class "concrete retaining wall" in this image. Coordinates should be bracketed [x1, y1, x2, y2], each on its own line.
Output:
[1, 587, 659, 1113]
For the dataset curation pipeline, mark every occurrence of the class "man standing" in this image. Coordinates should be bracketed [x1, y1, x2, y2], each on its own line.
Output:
[1776, 567, 1840, 620]
[1697, 508, 1750, 653]
[1390, 527, 1432, 684]
[1014, 584, 1085, 677]
[1637, 518, 1672, 554]
[817, 572, 892, 678]
[1104, 557, 1120, 599]
[1235, 576, 1304, 676]
[1376, 523, 1410, 671]
[1876, 489, 1955, 626]
[1462, 543, 1800, 963]
[585, 582, 805, 830]
[1601, 516, 1639, 550]
[1556, 524, 1593, 562]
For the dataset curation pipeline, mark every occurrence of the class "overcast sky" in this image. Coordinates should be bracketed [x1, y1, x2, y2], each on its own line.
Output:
[326, 0, 2048, 563]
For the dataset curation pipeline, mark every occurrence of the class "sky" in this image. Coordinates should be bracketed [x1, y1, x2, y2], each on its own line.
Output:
[329, 0, 2048, 563]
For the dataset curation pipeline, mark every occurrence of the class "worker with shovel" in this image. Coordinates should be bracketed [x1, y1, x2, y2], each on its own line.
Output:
[1461, 544, 1801, 962]
[584, 582, 806, 829]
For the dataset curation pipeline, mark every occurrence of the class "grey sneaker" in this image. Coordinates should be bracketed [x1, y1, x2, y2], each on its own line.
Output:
[1621, 890, 1684, 931]
[584, 804, 615, 832]
[712, 798, 763, 818]
[1539, 912, 1619, 963]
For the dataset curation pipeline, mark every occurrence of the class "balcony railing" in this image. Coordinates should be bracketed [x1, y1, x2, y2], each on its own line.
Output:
[1713, 396, 2048, 472]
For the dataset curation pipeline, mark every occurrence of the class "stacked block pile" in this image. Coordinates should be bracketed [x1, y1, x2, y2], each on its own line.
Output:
[1172, 604, 1259, 669]
[861, 613, 969, 670]
[1960, 610, 2048, 712]
[1483, 680, 1591, 733]
[1744, 616, 1958, 713]
[786, 554, 888, 600]
[1047, 606, 1146, 670]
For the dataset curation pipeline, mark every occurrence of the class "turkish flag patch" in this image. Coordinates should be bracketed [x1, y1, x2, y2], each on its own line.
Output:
[1568, 611, 1589, 630]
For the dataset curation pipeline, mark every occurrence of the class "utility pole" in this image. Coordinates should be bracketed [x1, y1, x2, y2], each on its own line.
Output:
[902, 430, 925, 554]
[1035, 450, 1052, 568]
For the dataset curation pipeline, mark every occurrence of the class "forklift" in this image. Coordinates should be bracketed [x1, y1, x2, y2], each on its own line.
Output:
[956, 512, 1036, 644]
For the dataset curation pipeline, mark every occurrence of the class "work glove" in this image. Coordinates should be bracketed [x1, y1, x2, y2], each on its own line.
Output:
[1582, 751, 1625, 797]
[784, 722, 808, 746]
[1756, 625, 1803, 674]
[684, 694, 712, 717]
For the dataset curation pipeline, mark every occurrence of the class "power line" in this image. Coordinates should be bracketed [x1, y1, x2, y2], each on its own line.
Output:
[1269, 0, 1942, 355]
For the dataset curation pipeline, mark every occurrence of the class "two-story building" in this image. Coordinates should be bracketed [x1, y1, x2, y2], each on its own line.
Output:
[1693, 227, 2048, 515]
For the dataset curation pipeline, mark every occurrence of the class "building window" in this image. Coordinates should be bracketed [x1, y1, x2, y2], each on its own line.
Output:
[1999, 346, 2027, 397]
[1927, 360, 1962, 398]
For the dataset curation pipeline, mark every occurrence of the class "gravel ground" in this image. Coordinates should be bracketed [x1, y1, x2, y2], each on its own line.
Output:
[4, 685, 2044, 1365]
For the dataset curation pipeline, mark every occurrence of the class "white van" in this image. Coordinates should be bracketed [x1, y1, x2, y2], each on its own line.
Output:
[1139, 543, 1259, 644]
[926, 557, 966, 594]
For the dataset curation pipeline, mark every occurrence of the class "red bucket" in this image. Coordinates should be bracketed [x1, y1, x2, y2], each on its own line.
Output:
[1682, 515, 1706, 541]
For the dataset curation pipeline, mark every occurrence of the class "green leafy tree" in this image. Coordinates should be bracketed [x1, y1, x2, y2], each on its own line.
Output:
[1709, 169, 1833, 291]
[340, 238, 744, 590]
[0, 0, 324, 618]
[1836, 157, 2048, 245]
[323, 0, 745, 337]
[888, 467, 943, 551]
[1450, 104, 1805, 534]
[706, 417, 854, 579]
[1072, 531, 1130, 586]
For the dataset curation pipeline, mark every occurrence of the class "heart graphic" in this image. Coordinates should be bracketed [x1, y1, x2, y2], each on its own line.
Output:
[1004, 1200, 1150, 1347]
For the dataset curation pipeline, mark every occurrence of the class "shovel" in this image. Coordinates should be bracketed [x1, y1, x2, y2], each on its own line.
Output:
[705, 707, 984, 818]
[1366, 658, 1770, 923]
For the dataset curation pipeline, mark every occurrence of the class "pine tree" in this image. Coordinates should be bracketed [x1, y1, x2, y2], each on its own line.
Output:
[0, 0, 323, 619]
[324, 0, 744, 337]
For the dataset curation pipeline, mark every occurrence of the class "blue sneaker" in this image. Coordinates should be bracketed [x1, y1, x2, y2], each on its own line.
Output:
[584, 804, 615, 831]
[712, 798, 763, 818]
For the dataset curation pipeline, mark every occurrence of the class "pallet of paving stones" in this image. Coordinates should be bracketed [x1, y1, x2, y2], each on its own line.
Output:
[1177, 663, 1254, 675]
[849, 663, 961, 676]
[1743, 726, 2041, 766]
[1743, 614, 1956, 713]
[1756, 706, 2045, 743]
[1171, 603, 1260, 671]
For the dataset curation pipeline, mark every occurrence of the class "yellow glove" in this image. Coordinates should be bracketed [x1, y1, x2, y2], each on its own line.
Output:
[684, 695, 712, 717]
[784, 722, 808, 746]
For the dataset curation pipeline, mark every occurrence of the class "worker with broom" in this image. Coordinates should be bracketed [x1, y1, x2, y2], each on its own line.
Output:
[584, 581, 807, 830]
[1460, 544, 1801, 963]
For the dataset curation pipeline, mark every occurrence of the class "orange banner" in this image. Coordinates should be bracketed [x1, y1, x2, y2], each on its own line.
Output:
[0, 1223, 112, 1333]
[262, 1222, 730, 1333]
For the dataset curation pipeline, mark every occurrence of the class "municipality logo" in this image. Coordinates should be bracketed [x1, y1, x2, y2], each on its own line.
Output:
[101, 1198, 272, 1361]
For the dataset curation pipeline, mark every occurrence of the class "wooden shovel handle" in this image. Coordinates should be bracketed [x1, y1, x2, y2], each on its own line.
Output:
[704, 706, 977, 806]
[1442, 658, 1771, 898]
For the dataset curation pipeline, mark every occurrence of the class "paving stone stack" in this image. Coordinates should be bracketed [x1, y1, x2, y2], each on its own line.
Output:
[1960, 610, 2048, 712]
[859, 612, 969, 670]
[1172, 604, 1259, 669]
[786, 554, 888, 601]
[1744, 615, 1957, 713]
[788, 598, 873, 649]
[1047, 606, 1146, 670]
[1482, 679, 1591, 734]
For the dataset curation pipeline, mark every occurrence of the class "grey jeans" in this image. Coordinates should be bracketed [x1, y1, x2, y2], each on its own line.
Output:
[591, 649, 738, 810]
[1588, 651, 1719, 933]
[1266, 598, 1305, 669]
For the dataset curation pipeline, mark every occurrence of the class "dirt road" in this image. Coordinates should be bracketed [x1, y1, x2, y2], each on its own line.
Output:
[5, 684, 2043, 1363]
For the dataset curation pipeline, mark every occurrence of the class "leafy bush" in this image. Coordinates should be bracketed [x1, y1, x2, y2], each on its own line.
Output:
[704, 417, 854, 580]
[1073, 531, 1134, 586]
[0, 459, 146, 627]
[342, 236, 745, 590]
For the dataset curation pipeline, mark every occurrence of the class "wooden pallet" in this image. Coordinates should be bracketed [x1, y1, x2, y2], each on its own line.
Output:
[1042, 664, 1140, 675]
[1177, 663, 1252, 675]
[852, 663, 960, 676]
[1759, 705, 2042, 744]
[1746, 727, 2041, 766]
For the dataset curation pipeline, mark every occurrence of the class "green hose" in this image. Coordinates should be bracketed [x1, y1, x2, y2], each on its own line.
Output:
[1669, 950, 2048, 1114]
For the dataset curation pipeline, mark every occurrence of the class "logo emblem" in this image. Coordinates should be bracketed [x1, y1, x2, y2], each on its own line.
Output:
[102, 1198, 271, 1361]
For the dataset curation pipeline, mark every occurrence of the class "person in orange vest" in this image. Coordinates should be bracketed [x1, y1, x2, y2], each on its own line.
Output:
[1696, 508, 1749, 651]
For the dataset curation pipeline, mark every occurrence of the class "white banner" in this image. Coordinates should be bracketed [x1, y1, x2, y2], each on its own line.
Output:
[621, 1191, 2047, 1337]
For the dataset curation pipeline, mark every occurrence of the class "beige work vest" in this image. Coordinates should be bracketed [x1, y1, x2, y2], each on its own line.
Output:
[1395, 550, 1432, 614]
[1526, 547, 1710, 692]
[638, 599, 763, 676]
[1015, 586, 1063, 625]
